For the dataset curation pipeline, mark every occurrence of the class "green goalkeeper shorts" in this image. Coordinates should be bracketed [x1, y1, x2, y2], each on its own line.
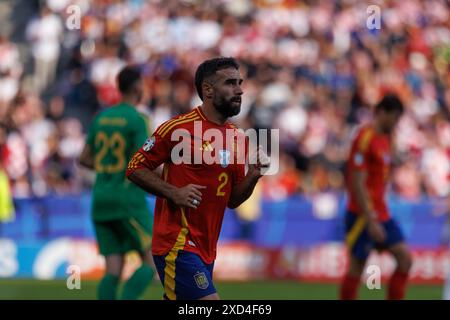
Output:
[93, 216, 152, 256]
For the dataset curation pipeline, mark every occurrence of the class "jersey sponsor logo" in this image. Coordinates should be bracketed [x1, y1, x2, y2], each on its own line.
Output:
[194, 271, 209, 289]
[219, 150, 230, 168]
[143, 136, 155, 152]
[354, 152, 364, 166]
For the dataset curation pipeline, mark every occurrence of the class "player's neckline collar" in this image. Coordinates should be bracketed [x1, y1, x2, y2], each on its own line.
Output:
[196, 106, 229, 127]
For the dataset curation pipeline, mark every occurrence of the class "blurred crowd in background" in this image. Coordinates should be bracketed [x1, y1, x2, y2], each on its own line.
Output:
[0, 0, 449, 202]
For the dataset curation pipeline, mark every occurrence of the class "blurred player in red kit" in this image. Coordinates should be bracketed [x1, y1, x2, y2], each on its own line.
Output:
[340, 94, 413, 300]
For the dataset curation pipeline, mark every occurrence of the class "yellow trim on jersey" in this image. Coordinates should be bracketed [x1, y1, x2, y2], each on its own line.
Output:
[163, 164, 169, 181]
[160, 116, 200, 138]
[127, 152, 146, 170]
[129, 218, 152, 250]
[156, 111, 197, 136]
[163, 208, 189, 300]
[358, 128, 375, 153]
[196, 107, 207, 121]
[346, 215, 367, 249]
[156, 111, 196, 135]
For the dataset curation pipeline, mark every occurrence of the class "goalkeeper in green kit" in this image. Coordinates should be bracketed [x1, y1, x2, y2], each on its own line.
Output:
[79, 66, 155, 300]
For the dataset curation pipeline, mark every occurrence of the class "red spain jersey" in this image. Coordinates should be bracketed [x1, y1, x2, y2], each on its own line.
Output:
[126, 107, 246, 264]
[346, 125, 392, 222]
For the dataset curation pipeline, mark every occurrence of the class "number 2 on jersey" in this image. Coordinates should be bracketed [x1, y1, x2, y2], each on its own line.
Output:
[95, 131, 126, 173]
[216, 172, 228, 196]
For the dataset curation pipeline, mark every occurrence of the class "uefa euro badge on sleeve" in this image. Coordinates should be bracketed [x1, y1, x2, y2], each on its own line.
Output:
[143, 136, 155, 152]
[194, 271, 209, 289]
[219, 150, 230, 168]
[354, 152, 364, 166]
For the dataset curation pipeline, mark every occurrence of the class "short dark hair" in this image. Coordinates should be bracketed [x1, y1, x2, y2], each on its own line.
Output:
[117, 66, 141, 94]
[195, 57, 240, 101]
[375, 93, 404, 115]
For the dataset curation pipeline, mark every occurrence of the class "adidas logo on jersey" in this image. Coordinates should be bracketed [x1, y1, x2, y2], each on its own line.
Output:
[199, 141, 213, 151]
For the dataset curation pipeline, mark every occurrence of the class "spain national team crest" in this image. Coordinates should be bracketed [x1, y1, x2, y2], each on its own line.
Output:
[143, 136, 155, 152]
[194, 271, 209, 289]
[218, 150, 230, 168]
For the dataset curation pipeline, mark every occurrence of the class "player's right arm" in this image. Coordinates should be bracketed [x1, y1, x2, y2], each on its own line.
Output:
[126, 128, 205, 210]
[349, 131, 386, 243]
[127, 168, 204, 210]
[351, 170, 386, 243]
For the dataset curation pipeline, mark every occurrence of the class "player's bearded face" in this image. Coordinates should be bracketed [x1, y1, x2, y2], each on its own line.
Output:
[212, 93, 241, 118]
[211, 68, 243, 118]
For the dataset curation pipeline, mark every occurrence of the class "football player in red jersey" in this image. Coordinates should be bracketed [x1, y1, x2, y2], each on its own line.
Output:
[126, 57, 268, 300]
[340, 94, 412, 300]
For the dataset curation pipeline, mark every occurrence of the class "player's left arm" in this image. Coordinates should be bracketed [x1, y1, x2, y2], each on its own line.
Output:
[228, 146, 268, 209]
[79, 117, 97, 170]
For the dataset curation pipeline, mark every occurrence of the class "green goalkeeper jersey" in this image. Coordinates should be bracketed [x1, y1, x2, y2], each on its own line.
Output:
[86, 103, 150, 221]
